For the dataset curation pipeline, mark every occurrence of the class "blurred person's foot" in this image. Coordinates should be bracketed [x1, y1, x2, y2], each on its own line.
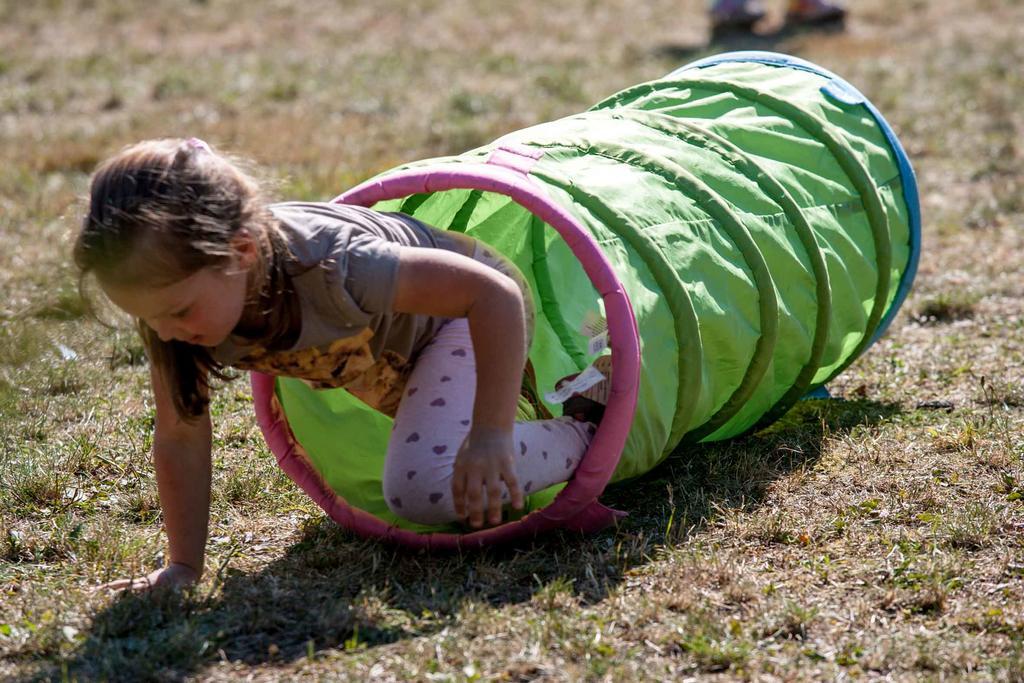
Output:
[556, 355, 612, 426]
[710, 0, 766, 33]
[786, 0, 847, 26]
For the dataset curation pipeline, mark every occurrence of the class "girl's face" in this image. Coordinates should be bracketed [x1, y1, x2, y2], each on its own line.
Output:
[102, 242, 256, 348]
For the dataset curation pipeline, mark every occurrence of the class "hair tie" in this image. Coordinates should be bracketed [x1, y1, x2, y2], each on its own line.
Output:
[186, 137, 212, 154]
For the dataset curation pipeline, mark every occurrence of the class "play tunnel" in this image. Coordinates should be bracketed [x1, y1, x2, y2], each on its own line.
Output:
[251, 52, 921, 548]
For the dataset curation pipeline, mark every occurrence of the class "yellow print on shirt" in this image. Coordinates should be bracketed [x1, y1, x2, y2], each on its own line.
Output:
[234, 327, 411, 417]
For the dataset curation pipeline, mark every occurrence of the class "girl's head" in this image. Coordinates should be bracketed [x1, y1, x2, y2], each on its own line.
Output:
[75, 138, 289, 419]
[76, 138, 266, 295]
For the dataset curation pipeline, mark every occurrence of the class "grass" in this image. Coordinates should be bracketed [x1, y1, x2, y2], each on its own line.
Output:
[2, 0, 1024, 680]
[915, 290, 981, 324]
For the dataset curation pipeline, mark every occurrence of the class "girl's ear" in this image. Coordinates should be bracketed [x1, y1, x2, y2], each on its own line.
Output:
[231, 229, 259, 270]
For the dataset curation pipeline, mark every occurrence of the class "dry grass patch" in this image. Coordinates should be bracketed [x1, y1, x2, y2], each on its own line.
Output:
[4, 0, 1024, 680]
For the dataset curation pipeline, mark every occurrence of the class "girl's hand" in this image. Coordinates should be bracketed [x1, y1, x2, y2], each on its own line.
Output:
[96, 562, 199, 594]
[451, 427, 524, 528]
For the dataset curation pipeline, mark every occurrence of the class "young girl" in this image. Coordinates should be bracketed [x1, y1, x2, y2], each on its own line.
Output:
[75, 138, 603, 592]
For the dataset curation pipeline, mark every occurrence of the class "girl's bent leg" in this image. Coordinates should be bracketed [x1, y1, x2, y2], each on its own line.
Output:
[383, 319, 593, 525]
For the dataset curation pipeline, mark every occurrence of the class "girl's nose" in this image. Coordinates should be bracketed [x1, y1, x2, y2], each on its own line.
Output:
[151, 320, 178, 342]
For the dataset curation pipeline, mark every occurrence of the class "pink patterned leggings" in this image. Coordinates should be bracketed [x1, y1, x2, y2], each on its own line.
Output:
[383, 318, 593, 525]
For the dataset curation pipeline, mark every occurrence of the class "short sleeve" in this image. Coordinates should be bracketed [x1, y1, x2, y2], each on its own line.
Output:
[334, 232, 401, 316]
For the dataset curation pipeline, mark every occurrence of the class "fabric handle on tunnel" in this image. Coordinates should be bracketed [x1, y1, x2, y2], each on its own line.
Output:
[486, 144, 544, 174]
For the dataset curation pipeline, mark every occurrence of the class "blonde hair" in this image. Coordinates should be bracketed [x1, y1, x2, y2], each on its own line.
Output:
[74, 139, 296, 420]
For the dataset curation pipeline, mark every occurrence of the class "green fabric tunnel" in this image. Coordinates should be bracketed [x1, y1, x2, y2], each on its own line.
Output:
[251, 51, 920, 547]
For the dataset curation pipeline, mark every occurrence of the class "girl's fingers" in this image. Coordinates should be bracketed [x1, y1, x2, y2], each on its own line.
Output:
[451, 470, 467, 518]
[486, 479, 504, 526]
[502, 466, 524, 511]
[453, 453, 520, 527]
[96, 576, 151, 594]
[94, 578, 131, 593]
[465, 474, 485, 527]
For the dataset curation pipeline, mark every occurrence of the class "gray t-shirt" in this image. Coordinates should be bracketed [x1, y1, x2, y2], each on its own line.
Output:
[211, 201, 532, 416]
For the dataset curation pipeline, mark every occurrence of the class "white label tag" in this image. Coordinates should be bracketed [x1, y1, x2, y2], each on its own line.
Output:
[581, 310, 609, 356]
[544, 364, 607, 404]
[587, 331, 609, 356]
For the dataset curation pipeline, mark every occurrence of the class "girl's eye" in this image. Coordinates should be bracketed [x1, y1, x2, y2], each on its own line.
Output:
[172, 306, 191, 319]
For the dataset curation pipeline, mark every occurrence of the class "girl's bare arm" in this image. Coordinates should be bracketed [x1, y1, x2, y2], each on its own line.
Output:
[99, 365, 212, 592]
[391, 246, 527, 526]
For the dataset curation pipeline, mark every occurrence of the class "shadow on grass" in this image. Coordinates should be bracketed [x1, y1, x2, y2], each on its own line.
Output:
[54, 397, 899, 681]
[652, 20, 846, 64]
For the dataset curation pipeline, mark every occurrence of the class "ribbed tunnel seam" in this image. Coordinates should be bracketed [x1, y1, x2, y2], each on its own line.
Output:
[529, 166, 703, 452]
[596, 78, 893, 384]
[611, 110, 835, 433]
[672, 51, 921, 346]
[529, 213, 589, 369]
[525, 138, 780, 445]
[398, 192, 431, 216]
[447, 189, 483, 233]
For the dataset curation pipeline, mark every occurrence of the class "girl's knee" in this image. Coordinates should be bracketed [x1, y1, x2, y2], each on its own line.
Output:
[383, 479, 454, 525]
[382, 456, 455, 525]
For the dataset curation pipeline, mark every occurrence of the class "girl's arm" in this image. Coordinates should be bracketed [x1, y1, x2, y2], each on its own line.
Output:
[391, 246, 527, 527]
[99, 364, 212, 592]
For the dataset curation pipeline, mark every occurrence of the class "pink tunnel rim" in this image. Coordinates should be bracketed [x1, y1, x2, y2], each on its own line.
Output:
[250, 160, 641, 549]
